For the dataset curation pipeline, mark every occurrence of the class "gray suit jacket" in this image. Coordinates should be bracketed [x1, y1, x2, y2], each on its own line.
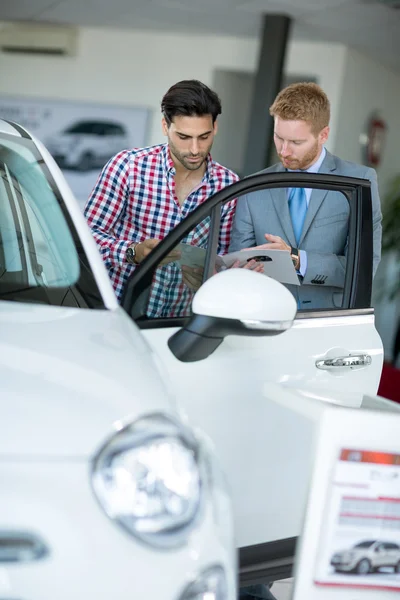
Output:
[229, 151, 382, 309]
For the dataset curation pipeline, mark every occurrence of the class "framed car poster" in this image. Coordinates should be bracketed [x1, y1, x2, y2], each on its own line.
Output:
[291, 402, 400, 600]
[0, 95, 151, 208]
[313, 448, 400, 592]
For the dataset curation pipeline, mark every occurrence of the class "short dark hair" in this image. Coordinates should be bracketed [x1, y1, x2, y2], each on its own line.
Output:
[161, 80, 222, 126]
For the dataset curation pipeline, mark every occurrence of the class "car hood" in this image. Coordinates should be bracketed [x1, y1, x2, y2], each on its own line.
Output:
[0, 302, 178, 458]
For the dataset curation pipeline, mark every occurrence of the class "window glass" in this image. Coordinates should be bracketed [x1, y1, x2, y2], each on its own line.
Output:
[354, 541, 375, 549]
[94, 124, 106, 136]
[124, 180, 365, 322]
[141, 214, 212, 319]
[64, 121, 94, 134]
[386, 543, 399, 550]
[0, 133, 104, 308]
[112, 125, 125, 135]
[235, 187, 350, 312]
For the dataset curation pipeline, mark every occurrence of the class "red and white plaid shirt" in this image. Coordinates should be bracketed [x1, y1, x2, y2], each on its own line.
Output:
[84, 143, 238, 316]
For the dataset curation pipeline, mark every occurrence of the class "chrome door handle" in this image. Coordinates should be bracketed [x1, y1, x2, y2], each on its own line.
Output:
[316, 354, 372, 371]
[0, 530, 49, 562]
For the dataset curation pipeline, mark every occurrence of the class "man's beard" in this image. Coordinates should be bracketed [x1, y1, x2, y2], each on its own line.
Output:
[279, 139, 320, 170]
[169, 139, 211, 171]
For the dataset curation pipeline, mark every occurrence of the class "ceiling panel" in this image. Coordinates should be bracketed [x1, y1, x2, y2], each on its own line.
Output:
[237, 0, 306, 16]
[293, 18, 400, 71]
[238, 0, 351, 14]
[158, 0, 247, 9]
[267, 0, 350, 9]
[302, 2, 397, 32]
[0, 0, 63, 21]
[112, 4, 262, 36]
[0, 0, 399, 73]
[36, 0, 137, 23]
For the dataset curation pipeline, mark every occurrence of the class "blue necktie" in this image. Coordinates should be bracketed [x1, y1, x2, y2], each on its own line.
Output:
[289, 187, 307, 245]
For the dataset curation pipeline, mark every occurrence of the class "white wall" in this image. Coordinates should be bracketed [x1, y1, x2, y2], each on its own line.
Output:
[0, 25, 346, 150]
[334, 48, 400, 360]
[0, 26, 258, 148]
[335, 47, 400, 197]
[284, 41, 348, 152]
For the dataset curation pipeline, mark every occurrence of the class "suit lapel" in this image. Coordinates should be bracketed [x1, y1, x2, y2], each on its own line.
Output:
[271, 163, 297, 246]
[298, 150, 337, 245]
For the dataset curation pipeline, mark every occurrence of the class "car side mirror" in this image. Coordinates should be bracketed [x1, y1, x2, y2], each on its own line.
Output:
[168, 268, 297, 362]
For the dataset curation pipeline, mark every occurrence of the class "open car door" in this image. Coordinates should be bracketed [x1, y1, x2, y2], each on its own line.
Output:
[121, 172, 384, 583]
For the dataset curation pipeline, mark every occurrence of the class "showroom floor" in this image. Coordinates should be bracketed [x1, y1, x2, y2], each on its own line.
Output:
[271, 578, 293, 600]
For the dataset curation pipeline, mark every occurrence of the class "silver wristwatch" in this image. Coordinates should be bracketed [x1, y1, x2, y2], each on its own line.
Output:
[290, 246, 300, 271]
[126, 243, 138, 265]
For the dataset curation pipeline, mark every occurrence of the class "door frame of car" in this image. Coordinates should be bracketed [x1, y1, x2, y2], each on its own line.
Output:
[121, 171, 373, 325]
[120, 171, 374, 583]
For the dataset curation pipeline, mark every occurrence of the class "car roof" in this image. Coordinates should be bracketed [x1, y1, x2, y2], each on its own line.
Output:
[67, 119, 123, 127]
[358, 540, 398, 545]
[0, 119, 30, 137]
[354, 539, 377, 544]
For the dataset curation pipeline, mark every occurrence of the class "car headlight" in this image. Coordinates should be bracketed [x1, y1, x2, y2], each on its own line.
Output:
[179, 566, 227, 600]
[91, 413, 203, 549]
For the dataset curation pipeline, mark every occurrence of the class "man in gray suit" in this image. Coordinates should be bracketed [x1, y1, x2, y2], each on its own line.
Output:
[230, 82, 382, 310]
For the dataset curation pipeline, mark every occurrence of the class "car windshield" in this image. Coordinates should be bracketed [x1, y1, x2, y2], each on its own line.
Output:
[64, 122, 99, 134]
[353, 541, 376, 548]
[0, 131, 104, 308]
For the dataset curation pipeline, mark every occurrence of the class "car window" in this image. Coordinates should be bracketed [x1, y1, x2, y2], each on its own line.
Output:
[121, 174, 373, 324]
[112, 125, 125, 135]
[126, 210, 216, 320]
[354, 541, 376, 549]
[64, 121, 95, 134]
[105, 124, 125, 136]
[94, 124, 107, 136]
[385, 543, 399, 550]
[0, 133, 105, 308]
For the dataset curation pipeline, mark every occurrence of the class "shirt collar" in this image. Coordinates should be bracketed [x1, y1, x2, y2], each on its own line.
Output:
[203, 153, 214, 181]
[163, 143, 214, 180]
[162, 143, 176, 175]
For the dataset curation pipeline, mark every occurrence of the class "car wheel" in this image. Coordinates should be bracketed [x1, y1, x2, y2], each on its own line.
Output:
[355, 559, 371, 575]
[77, 151, 94, 172]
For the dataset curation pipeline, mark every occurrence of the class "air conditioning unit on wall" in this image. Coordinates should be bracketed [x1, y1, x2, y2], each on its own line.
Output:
[0, 22, 78, 56]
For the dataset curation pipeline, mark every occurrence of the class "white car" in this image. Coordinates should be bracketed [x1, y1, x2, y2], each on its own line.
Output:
[331, 540, 400, 574]
[45, 119, 130, 171]
[0, 120, 235, 600]
[116, 150, 387, 588]
[1, 119, 388, 595]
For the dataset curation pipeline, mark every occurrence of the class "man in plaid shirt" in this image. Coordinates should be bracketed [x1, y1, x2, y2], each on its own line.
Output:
[85, 79, 254, 317]
[85, 85, 276, 600]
